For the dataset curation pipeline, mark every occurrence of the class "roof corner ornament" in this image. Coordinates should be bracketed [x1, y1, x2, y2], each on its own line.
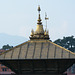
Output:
[44, 29, 49, 36]
[31, 29, 34, 36]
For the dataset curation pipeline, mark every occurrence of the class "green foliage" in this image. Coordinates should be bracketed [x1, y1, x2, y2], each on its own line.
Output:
[54, 36, 75, 52]
[2, 44, 13, 50]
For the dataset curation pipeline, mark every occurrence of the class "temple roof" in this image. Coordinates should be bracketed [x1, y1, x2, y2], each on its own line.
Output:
[0, 6, 75, 74]
[0, 6, 75, 60]
[0, 40, 75, 59]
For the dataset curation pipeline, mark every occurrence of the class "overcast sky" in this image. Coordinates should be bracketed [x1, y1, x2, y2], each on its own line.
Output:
[0, 0, 75, 41]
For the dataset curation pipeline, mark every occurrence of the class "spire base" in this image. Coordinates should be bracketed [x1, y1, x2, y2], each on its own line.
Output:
[29, 35, 50, 40]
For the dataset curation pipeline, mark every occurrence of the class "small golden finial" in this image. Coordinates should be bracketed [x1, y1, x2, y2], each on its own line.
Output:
[44, 29, 49, 36]
[47, 30, 49, 35]
[44, 29, 47, 35]
[31, 29, 34, 36]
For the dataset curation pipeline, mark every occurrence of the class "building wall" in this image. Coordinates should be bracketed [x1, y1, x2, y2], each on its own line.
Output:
[0, 63, 15, 74]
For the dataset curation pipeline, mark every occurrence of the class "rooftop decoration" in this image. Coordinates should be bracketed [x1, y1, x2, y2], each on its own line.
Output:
[30, 6, 49, 40]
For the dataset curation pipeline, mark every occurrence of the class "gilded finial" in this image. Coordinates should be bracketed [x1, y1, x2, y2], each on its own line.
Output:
[31, 29, 34, 36]
[47, 30, 49, 35]
[44, 29, 47, 35]
[44, 29, 49, 36]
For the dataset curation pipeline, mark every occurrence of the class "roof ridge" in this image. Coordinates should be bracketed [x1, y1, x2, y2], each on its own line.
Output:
[0, 40, 30, 55]
[49, 41, 75, 55]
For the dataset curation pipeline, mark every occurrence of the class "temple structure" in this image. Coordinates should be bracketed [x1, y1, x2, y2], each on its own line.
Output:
[0, 6, 75, 75]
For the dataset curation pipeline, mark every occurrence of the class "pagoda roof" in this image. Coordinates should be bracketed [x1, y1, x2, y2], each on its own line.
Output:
[0, 40, 75, 60]
[0, 6, 75, 74]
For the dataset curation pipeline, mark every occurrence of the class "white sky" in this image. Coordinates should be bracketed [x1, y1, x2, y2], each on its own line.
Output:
[0, 0, 75, 41]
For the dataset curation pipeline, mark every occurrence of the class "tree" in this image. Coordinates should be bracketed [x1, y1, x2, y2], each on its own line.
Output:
[2, 44, 13, 50]
[54, 36, 75, 52]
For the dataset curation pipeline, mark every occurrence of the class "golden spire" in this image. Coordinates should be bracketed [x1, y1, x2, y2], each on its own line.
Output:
[37, 5, 42, 25]
[30, 6, 49, 40]
[34, 5, 44, 35]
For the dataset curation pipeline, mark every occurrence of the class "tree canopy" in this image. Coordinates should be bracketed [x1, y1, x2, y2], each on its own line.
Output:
[2, 44, 13, 50]
[54, 36, 75, 52]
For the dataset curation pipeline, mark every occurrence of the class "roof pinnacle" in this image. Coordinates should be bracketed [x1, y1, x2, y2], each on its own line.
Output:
[29, 6, 49, 40]
[37, 5, 42, 25]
